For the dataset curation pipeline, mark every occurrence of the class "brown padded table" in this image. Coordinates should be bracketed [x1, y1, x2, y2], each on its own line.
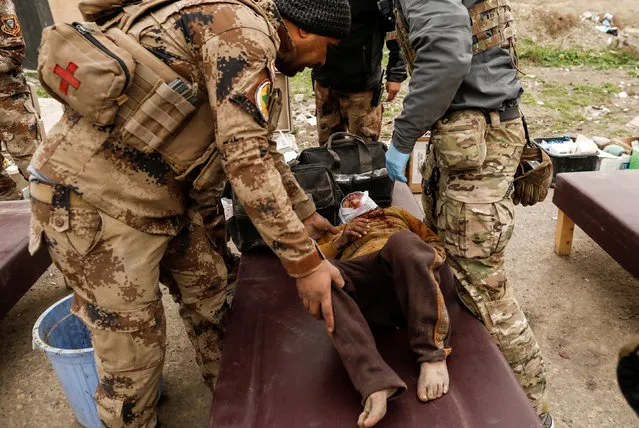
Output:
[210, 183, 540, 427]
[0, 200, 51, 319]
[553, 170, 639, 279]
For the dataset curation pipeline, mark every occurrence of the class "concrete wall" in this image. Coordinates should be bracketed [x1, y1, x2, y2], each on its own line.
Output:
[14, 0, 54, 69]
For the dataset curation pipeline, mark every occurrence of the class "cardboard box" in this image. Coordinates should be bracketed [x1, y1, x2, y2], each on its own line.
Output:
[273, 73, 292, 132]
[406, 134, 431, 193]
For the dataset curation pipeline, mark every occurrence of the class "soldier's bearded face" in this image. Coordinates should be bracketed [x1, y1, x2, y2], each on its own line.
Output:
[277, 25, 340, 76]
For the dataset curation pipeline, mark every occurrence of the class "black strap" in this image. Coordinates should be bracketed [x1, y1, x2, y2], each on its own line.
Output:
[326, 132, 374, 173]
[521, 114, 533, 146]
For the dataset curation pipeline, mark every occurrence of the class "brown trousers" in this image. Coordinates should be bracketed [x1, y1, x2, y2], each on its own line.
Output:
[330, 231, 451, 401]
[314, 81, 383, 145]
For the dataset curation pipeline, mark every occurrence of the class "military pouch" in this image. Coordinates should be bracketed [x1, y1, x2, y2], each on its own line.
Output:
[432, 110, 487, 171]
[121, 79, 196, 156]
[267, 87, 283, 134]
[37, 22, 136, 126]
[512, 144, 553, 207]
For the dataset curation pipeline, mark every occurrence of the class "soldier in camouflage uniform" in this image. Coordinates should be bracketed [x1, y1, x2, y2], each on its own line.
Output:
[384, 0, 553, 426]
[312, 0, 406, 144]
[28, 0, 350, 426]
[0, 0, 39, 200]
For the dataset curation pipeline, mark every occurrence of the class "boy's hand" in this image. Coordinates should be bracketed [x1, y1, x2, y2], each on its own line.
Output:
[334, 218, 369, 250]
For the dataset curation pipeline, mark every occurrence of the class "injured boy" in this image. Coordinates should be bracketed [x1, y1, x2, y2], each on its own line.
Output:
[317, 192, 452, 427]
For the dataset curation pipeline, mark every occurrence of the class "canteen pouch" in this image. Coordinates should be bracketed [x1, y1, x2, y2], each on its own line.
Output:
[37, 22, 135, 126]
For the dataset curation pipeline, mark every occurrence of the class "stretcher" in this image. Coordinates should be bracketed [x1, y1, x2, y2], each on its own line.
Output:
[553, 170, 639, 279]
[0, 200, 52, 319]
[209, 183, 541, 427]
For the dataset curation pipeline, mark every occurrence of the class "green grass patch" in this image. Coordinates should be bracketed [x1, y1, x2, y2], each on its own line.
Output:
[289, 68, 313, 98]
[519, 38, 639, 69]
[521, 81, 622, 132]
[627, 71, 639, 79]
[36, 87, 51, 98]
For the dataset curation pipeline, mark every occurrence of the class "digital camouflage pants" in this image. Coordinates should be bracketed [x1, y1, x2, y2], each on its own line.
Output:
[0, 92, 39, 200]
[421, 111, 549, 416]
[0, 153, 21, 200]
[314, 81, 382, 145]
[30, 184, 231, 428]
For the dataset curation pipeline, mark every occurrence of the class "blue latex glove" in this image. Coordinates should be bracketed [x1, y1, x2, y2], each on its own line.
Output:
[385, 144, 411, 183]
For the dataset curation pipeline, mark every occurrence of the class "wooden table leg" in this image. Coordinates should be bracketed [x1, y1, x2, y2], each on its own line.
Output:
[554, 209, 575, 256]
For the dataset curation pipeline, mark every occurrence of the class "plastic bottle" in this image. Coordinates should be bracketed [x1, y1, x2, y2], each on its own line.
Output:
[629, 141, 639, 170]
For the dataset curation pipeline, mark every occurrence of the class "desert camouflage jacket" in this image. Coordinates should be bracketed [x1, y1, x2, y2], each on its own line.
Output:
[0, 0, 28, 97]
[0, 0, 36, 176]
[32, 0, 320, 273]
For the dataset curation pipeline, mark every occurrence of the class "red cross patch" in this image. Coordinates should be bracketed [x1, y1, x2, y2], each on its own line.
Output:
[1, 15, 20, 37]
[54, 62, 81, 95]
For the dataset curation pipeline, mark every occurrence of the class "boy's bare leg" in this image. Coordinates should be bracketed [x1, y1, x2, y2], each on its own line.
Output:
[418, 360, 450, 402]
[357, 388, 398, 428]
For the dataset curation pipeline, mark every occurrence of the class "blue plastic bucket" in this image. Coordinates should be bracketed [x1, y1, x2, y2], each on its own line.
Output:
[33, 294, 103, 428]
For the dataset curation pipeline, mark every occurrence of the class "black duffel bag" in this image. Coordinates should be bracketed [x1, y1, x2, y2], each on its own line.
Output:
[297, 132, 394, 206]
[224, 163, 343, 253]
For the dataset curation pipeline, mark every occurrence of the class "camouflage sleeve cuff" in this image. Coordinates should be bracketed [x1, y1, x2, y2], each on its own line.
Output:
[293, 197, 316, 222]
[282, 242, 326, 278]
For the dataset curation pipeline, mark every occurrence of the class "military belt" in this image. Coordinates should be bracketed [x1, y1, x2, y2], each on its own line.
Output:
[481, 105, 520, 124]
[30, 182, 91, 208]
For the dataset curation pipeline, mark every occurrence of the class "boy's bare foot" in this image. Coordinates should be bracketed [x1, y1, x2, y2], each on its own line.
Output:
[417, 360, 449, 402]
[357, 388, 397, 427]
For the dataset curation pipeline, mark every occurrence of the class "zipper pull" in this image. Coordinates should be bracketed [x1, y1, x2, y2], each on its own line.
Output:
[73, 22, 94, 35]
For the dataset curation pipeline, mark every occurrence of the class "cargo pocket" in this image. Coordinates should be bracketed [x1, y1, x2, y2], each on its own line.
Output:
[491, 200, 515, 255]
[439, 199, 498, 259]
[437, 197, 467, 257]
[432, 110, 487, 171]
[28, 215, 45, 255]
[64, 207, 103, 258]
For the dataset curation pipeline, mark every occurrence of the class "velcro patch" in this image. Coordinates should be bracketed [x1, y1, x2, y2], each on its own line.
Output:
[255, 79, 272, 122]
[1, 15, 20, 37]
[228, 69, 272, 127]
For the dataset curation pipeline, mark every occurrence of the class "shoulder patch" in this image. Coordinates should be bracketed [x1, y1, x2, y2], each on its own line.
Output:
[255, 79, 272, 122]
[1, 15, 20, 37]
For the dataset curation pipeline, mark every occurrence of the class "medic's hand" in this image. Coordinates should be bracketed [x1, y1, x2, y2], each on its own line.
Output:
[386, 144, 410, 183]
[296, 260, 345, 333]
[303, 212, 340, 239]
[386, 81, 401, 102]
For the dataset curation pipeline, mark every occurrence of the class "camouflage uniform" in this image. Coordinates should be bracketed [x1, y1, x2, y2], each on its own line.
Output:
[420, 110, 548, 415]
[29, 1, 322, 426]
[312, 0, 406, 145]
[392, 0, 549, 417]
[315, 81, 383, 144]
[0, 0, 39, 200]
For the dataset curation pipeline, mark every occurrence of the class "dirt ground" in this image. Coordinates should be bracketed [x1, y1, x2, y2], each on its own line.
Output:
[1, 193, 638, 428]
[2, 0, 639, 427]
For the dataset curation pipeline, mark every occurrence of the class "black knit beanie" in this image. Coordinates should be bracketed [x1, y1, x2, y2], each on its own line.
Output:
[274, 0, 351, 39]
